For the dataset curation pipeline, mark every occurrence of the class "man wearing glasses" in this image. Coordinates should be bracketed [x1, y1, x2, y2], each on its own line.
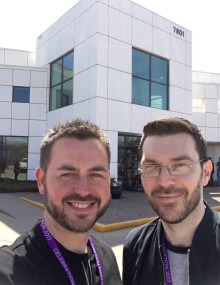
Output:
[123, 117, 220, 285]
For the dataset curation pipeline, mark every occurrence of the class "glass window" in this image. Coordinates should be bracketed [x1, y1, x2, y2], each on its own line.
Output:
[132, 48, 169, 110]
[13, 87, 30, 103]
[0, 136, 28, 180]
[50, 51, 74, 111]
[151, 82, 168, 109]
[132, 77, 149, 106]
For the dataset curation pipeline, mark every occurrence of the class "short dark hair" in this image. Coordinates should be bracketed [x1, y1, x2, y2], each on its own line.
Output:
[40, 118, 110, 171]
[139, 117, 208, 162]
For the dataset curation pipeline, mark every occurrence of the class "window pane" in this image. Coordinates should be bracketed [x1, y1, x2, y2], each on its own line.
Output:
[63, 53, 74, 81]
[132, 49, 150, 79]
[151, 56, 168, 84]
[0, 136, 28, 180]
[62, 79, 73, 107]
[151, 82, 168, 109]
[13, 87, 30, 103]
[51, 59, 62, 86]
[49, 85, 61, 111]
[132, 77, 149, 106]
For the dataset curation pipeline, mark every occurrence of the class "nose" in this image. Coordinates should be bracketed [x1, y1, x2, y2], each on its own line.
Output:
[74, 175, 90, 197]
[157, 166, 175, 187]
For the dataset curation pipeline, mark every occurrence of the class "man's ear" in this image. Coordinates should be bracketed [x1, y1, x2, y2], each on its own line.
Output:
[35, 167, 45, 195]
[202, 160, 212, 186]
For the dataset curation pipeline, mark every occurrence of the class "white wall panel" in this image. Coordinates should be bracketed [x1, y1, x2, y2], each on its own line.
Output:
[132, 18, 153, 52]
[0, 86, 12, 102]
[11, 119, 29, 136]
[13, 70, 30, 86]
[0, 102, 11, 118]
[30, 88, 47, 104]
[109, 0, 132, 15]
[108, 69, 131, 102]
[171, 36, 186, 65]
[12, 103, 29, 119]
[74, 69, 90, 103]
[74, 39, 90, 74]
[30, 104, 46, 120]
[107, 100, 131, 131]
[90, 65, 108, 99]
[91, 2, 108, 36]
[60, 22, 75, 55]
[108, 38, 131, 73]
[72, 101, 89, 120]
[169, 86, 187, 113]
[109, 8, 131, 44]
[31, 71, 47, 88]
[90, 34, 108, 67]
[60, 105, 74, 122]
[192, 84, 205, 99]
[170, 61, 186, 89]
[152, 27, 170, 58]
[205, 84, 218, 99]
[0, 69, 12, 85]
[131, 105, 152, 133]
[132, 3, 152, 24]
[75, 9, 91, 46]
[29, 120, 46, 136]
[0, 119, 11, 135]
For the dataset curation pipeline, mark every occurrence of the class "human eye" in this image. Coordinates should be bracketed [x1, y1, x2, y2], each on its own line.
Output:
[170, 162, 189, 175]
[142, 164, 158, 175]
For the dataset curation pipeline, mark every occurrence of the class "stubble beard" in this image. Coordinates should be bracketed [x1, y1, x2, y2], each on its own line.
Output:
[43, 183, 110, 233]
[147, 177, 203, 224]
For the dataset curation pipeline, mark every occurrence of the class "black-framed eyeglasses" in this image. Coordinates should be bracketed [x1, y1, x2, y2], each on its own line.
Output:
[138, 159, 205, 178]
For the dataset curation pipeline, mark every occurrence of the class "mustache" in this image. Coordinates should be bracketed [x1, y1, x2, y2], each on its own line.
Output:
[62, 193, 100, 203]
[152, 186, 184, 196]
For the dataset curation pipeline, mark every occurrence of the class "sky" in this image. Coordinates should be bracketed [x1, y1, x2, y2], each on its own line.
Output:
[0, 0, 220, 73]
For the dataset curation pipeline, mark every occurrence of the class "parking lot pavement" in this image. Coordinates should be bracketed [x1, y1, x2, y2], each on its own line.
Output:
[1, 187, 220, 275]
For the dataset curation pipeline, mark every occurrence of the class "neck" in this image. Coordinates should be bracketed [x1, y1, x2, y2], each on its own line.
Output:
[43, 212, 90, 254]
[161, 201, 205, 247]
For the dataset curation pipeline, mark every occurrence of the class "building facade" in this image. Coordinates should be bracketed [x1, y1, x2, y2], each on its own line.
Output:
[0, 0, 218, 188]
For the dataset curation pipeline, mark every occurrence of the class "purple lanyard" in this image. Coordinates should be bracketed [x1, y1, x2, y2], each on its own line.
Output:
[40, 217, 104, 285]
[161, 234, 173, 285]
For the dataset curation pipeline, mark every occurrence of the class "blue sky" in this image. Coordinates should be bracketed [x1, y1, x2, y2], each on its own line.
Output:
[1, 0, 219, 73]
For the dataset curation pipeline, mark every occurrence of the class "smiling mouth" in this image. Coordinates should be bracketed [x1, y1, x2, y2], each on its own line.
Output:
[67, 202, 94, 209]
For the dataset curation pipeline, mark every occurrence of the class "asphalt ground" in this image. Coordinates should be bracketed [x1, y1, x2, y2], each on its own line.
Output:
[0, 186, 220, 275]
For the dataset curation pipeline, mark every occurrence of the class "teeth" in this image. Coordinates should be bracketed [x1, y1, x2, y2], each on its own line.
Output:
[72, 203, 91, 209]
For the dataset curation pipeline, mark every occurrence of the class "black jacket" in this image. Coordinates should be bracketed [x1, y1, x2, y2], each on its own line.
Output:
[123, 204, 220, 285]
[0, 220, 122, 285]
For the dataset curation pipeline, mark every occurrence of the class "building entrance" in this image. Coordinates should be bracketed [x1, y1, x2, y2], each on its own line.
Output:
[118, 134, 142, 191]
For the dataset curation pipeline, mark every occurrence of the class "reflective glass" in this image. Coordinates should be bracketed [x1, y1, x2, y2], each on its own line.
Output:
[151, 56, 168, 84]
[0, 136, 28, 180]
[132, 49, 149, 79]
[49, 85, 61, 111]
[63, 53, 73, 81]
[62, 79, 73, 107]
[13, 87, 30, 103]
[151, 82, 168, 109]
[51, 59, 62, 86]
[132, 77, 149, 106]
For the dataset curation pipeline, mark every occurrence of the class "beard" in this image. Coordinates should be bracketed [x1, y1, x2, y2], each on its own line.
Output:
[44, 182, 110, 233]
[146, 177, 203, 224]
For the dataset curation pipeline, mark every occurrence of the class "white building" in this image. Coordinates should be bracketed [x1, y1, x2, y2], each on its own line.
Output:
[0, 0, 218, 188]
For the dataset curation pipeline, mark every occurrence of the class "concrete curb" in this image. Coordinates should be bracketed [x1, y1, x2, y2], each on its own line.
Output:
[20, 197, 220, 233]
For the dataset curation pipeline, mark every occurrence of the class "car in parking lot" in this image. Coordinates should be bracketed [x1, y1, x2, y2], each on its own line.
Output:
[19, 158, 27, 173]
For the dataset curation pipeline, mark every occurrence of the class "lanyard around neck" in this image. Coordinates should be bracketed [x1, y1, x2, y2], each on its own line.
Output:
[40, 217, 104, 285]
[161, 233, 173, 285]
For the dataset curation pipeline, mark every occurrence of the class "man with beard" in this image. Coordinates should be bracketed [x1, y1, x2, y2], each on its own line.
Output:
[123, 117, 220, 285]
[0, 119, 121, 285]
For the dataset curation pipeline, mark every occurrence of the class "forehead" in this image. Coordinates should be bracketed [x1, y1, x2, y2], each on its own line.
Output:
[51, 137, 108, 162]
[142, 133, 198, 160]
